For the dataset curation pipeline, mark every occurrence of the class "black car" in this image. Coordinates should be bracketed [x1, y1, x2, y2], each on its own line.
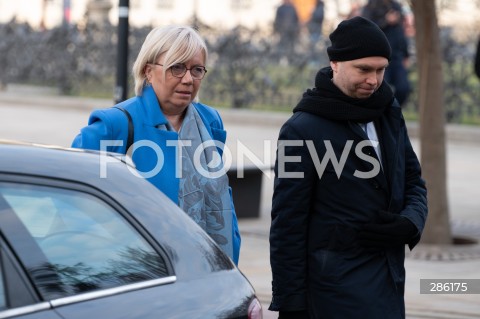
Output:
[0, 141, 262, 319]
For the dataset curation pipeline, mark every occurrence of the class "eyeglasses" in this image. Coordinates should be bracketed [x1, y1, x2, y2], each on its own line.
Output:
[151, 63, 207, 80]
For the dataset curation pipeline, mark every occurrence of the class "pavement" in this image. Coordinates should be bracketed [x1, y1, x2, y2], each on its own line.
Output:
[1, 85, 480, 318]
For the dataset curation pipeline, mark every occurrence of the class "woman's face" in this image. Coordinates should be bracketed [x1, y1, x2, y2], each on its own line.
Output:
[145, 50, 205, 115]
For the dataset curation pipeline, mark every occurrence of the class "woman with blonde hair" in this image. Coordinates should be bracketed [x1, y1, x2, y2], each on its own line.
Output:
[72, 25, 241, 265]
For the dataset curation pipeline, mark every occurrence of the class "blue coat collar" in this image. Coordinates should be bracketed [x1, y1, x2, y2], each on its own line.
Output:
[140, 85, 169, 127]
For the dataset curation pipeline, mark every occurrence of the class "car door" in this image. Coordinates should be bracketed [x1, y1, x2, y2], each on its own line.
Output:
[0, 236, 63, 319]
[0, 175, 177, 319]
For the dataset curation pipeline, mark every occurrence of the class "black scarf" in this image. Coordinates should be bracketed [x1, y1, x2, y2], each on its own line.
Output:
[293, 67, 394, 122]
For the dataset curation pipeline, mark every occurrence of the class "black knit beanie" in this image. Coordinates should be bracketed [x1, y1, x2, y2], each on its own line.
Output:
[327, 16, 391, 61]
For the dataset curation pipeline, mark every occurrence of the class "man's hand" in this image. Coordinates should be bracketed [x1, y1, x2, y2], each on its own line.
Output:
[358, 211, 418, 249]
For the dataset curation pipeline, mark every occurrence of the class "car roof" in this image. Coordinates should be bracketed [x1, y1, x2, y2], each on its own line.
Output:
[0, 139, 130, 177]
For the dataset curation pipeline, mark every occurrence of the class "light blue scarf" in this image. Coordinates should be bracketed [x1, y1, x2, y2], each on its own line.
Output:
[176, 105, 234, 260]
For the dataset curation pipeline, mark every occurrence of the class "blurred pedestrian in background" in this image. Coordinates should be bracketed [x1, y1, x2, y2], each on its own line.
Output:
[347, 1, 363, 19]
[72, 25, 241, 265]
[269, 16, 427, 319]
[306, 0, 325, 50]
[363, 0, 411, 107]
[273, 0, 300, 60]
[475, 36, 480, 79]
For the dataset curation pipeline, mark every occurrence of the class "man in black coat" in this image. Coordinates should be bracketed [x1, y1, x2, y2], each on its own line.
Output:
[269, 16, 428, 319]
[273, 0, 300, 60]
[362, 0, 411, 107]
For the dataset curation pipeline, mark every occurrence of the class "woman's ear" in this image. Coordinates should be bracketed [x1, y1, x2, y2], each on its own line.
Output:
[144, 64, 153, 83]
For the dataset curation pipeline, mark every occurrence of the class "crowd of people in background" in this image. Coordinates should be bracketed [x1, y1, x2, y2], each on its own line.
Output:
[362, 0, 411, 107]
[273, 0, 413, 106]
[274, 0, 325, 55]
[273, 0, 300, 59]
[306, 0, 325, 49]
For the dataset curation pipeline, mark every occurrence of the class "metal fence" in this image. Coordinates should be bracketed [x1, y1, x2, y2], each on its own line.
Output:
[402, 26, 480, 123]
[0, 20, 478, 124]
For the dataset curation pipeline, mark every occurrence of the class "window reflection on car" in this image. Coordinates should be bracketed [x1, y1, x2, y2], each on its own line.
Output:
[0, 262, 6, 310]
[0, 182, 169, 300]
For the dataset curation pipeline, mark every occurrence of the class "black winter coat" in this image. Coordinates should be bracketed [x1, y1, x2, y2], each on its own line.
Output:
[269, 103, 427, 318]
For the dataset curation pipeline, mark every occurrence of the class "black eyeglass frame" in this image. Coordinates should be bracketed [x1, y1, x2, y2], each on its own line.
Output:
[150, 63, 207, 80]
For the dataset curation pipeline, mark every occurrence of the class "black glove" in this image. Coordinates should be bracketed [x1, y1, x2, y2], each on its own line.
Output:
[279, 310, 309, 319]
[358, 211, 418, 249]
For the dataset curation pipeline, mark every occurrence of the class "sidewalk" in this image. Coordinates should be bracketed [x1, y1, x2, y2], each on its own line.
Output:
[1, 86, 480, 318]
[2, 84, 480, 144]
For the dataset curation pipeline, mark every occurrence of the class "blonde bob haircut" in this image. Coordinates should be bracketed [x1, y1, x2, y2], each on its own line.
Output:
[132, 25, 208, 96]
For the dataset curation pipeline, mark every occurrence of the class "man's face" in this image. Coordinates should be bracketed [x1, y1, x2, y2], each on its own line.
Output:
[330, 57, 389, 99]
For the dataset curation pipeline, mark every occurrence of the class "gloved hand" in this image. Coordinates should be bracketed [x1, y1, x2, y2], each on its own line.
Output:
[279, 310, 309, 319]
[358, 211, 418, 249]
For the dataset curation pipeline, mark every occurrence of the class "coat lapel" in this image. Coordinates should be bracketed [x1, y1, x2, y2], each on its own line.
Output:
[348, 121, 388, 190]
[376, 104, 402, 192]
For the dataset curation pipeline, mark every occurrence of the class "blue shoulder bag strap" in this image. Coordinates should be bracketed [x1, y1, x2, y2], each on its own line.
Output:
[113, 106, 134, 152]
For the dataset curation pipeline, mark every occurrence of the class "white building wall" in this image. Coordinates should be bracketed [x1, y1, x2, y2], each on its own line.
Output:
[0, 0, 280, 30]
[0, 0, 478, 32]
[123, 0, 280, 30]
[0, 0, 59, 28]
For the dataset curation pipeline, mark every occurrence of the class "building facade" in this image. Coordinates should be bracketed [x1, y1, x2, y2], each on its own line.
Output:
[0, 0, 478, 32]
[0, 0, 362, 30]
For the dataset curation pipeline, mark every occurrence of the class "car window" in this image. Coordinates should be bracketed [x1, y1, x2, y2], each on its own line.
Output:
[0, 262, 6, 310]
[0, 182, 169, 299]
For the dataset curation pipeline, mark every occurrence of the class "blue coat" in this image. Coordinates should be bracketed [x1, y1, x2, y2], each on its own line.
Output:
[269, 103, 427, 318]
[72, 86, 241, 265]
